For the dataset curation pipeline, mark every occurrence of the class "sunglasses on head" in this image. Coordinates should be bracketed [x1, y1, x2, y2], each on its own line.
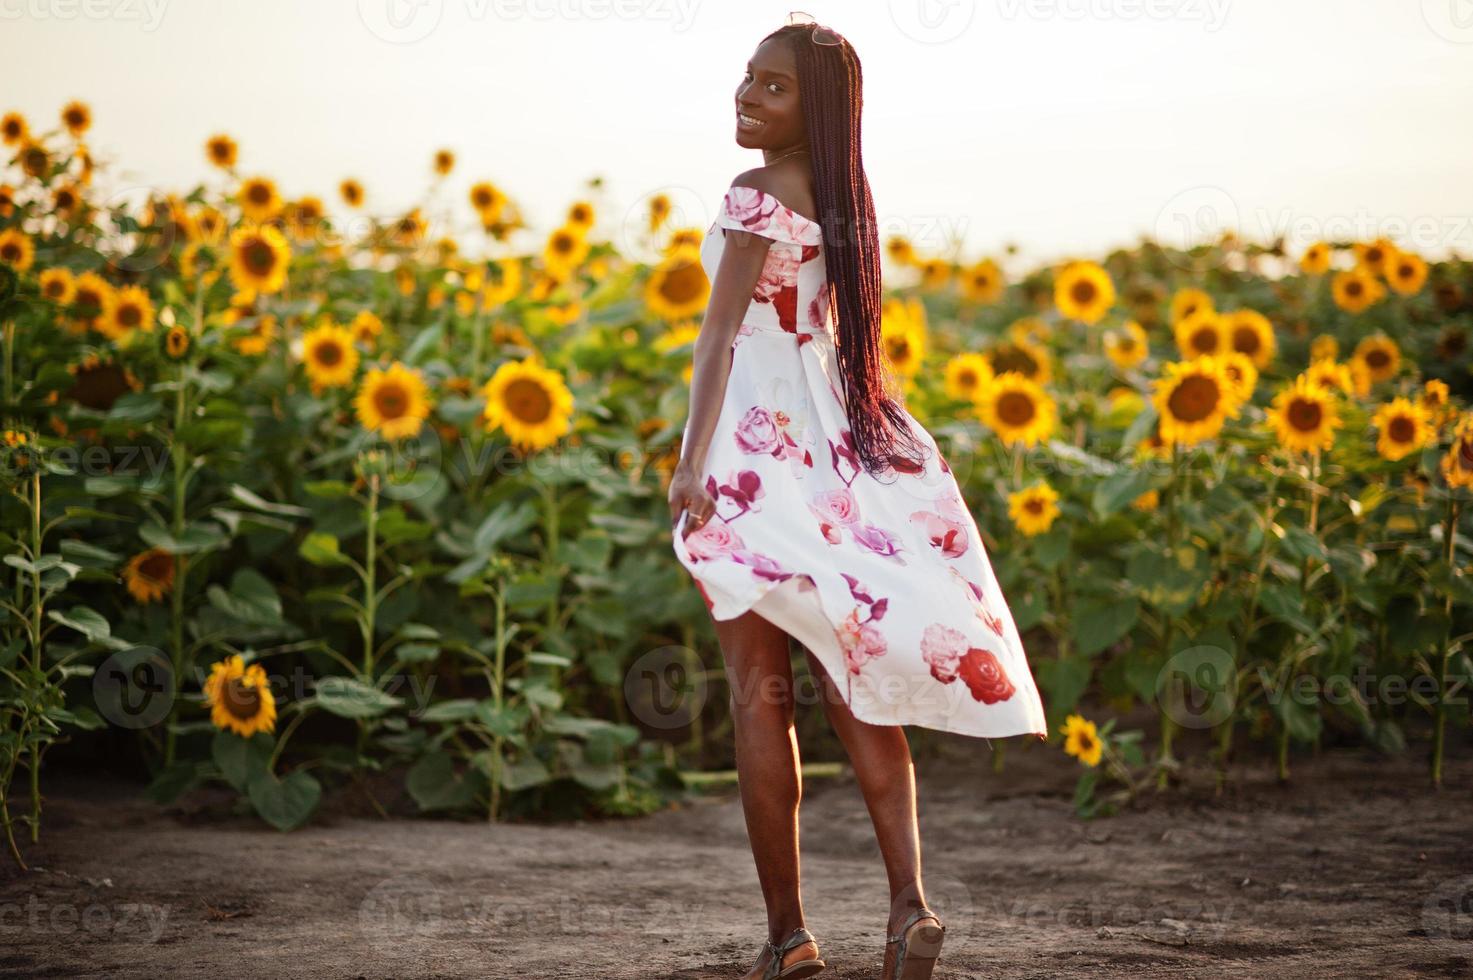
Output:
[786, 10, 841, 45]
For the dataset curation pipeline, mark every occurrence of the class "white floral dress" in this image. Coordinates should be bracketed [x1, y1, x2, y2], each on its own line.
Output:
[672, 184, 1047, 740]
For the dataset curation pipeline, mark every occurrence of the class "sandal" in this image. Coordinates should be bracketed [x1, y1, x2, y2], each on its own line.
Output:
[884, 907, 946, 980]
[752, 925, 827, 980]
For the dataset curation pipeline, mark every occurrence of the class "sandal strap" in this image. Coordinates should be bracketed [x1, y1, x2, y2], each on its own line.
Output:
[762, 927, 818, 980]
[886, 907, 943, 943]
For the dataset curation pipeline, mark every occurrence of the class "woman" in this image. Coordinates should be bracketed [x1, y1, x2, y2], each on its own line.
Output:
[667, 14, 1048, 980]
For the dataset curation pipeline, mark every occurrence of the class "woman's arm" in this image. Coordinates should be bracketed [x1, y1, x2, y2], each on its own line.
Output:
[674, 223, 773, 478]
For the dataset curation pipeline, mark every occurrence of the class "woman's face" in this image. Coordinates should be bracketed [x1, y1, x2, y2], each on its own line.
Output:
[734, 38, 803, 150]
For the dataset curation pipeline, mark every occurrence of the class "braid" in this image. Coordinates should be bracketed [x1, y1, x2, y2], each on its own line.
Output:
[762, 24, 931, 479]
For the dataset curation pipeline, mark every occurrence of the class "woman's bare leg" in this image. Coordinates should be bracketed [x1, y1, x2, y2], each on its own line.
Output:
[803, 649, 932, 943]
[711, 608, 819, 977]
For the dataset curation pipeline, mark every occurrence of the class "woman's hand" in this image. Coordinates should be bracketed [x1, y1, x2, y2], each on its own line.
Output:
[668, 463, 717, 540]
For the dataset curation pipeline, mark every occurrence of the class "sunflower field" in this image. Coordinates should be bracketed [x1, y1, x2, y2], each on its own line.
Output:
[1, 100, 1471, 861]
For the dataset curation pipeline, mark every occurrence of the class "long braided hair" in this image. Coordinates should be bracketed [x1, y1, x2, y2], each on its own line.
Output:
[761, 23, 931, 479]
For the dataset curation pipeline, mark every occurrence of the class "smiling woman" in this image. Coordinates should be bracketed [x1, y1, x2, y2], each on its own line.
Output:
[665, 13, 1047, 980]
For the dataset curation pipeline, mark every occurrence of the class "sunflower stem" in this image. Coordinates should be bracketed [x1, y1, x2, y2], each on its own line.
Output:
[1431, 494, 1461, 789]
[164, 358, 188, 769]
[1157, 441, 1182, 791]
[488, 574, 507, 822]
[27, 465, 44, 841]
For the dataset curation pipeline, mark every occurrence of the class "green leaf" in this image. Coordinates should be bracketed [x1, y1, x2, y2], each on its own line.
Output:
[505, 573, 560, 612]
[145, 762, 208, 805]
[47, 606, 111, 642]
[303, 480, 353, 499]
[228, 483, 312, 518]
[1071, 598, 1139, 658]
[247, 769, 322, 831]
[212, 731, 273, 793]
[138, 519, 228, 555]
[313, 676, 402, 719]
[417, 698, 480, 723]
[405, 751, 477, 811]
[206, 568, 285, 626]
[392, 642, 440, 664]
[472, 500, 539, 554]
[106, 392, 162, 423]
[1092, 470, 1155, 518]
[299, 532, 353, 567]
[499, 752, 550, 791]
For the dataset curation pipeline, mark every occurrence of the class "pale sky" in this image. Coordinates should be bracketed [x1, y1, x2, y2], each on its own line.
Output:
[5, 0, 1471, 275]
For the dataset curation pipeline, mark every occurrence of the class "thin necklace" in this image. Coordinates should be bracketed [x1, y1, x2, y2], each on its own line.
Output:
[765, 146, 809, 167]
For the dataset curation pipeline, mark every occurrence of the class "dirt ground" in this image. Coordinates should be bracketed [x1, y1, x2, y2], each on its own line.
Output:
[2, 729, 1471, 980]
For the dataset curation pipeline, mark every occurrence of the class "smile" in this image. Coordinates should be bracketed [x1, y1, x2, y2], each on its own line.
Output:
[737, 112, 766, 129]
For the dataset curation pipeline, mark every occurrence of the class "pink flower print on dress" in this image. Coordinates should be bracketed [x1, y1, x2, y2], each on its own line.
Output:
[723, 185, 780, 232]
[829, 428, 861, 486]
[944, 566, 1004, 638]
[910, 506, 969, 559]
[753, 249, 799, 305]
[851, 523, 908, 564]
[921, 623, 967, 684]
[683, 520, 746, 562]
[732, 550, 795, 583]
[712, 468, 765, 520]
[836, 607, 888, 674]
[808, 487, 861, 544]
[734, 406, 781, 454]
[958, 646, 1016, 704]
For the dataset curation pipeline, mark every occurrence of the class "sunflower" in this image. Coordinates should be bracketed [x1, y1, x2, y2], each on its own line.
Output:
[983, 337, 1052, 384]
[301, 321, 360, 390]
[1132, 489, 1160, 511]
[480, 258, 523, 309]
[1007, 482, 1061, 537]
[542, 223, 590, 280]
[1304, 357, 1355, 397]
[644, 245, 709, 321]
[1007, 316, 1051, 347]
[1332, 268, 1385, 314]
[1054, 260, 1116, 325]
[1265, 374, 1342, 455]
[0, 183, 15, 218]
[1060, 714, 1102, 767]
[432, 148, 455, 176]
[977, 372, 1058, 448]
[0, 228, 35, 272]
[57, 100, 91, 138]
[355, 361, 431, 440]
[481, 357, 575, 452]
[231, 313, 277, 356]
[0, 112, 28, 146]
[39, 267, 76, 305]
[228, 223, 291, 294]
[1174, 308, 1225, 358]
[122, 547, 175, 604]
[1169, 287, 1213, 327]
[203, 655, 277, 738]
[885, 235, 916, 267]
[97, 285, 156, 341]
[1222, 308, 1276, 369]
[205, 133, 237, 169]
[917, 258, 952, 290]
[1217, 350, 1259, 404]
[1299, 241, 1332, 275]
[1440, 414, 1473, 489]
[566, 200, 595, 229]
[647, 192, 671, 232]
[340, 178, 365, 208]
[52, 182, 83, 216]
[961, 258, 1004, 304]
[347, 307, 383, 348]
[1370, 397, 1434, 462]
[237, 176, 282, 222]
[1421, 379, 1452, 428]
[1151, 355, 1243, 447]
[468, 180, 504, 217]
[1388, 252, 1428, 296]
[19, 140, 48, 180]
[161, 325, 191, 361]
[392, 209, 429, 248]
[943, 353, 995, 402]
[1352, 237, 1397, 277]
[664, 227, 703, 254]
[1352, 334, 1400, 385]
[192, 205, 227, 246]
[1309, 334, 1339, 362]
[652, 322, 700, 385]
[1103, 320, 1149, 370]
[880, 297, 927, 377]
